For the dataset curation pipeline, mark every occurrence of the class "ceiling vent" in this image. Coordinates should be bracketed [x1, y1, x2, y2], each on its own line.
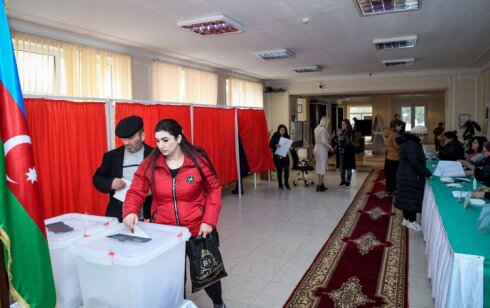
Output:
[373, 35, 418, 50]
[177, 15, 244, 36]
[354, 0, 420, 16]
[382, 58, 415, 67]
[291, 65, 322, 73]
[254, 49, 295, 60]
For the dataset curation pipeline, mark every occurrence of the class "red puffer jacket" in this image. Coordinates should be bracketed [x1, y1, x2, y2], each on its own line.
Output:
[123, 154, 222, 237]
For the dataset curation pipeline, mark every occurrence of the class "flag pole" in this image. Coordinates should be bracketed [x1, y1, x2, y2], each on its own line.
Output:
[0, 240, 9, 308]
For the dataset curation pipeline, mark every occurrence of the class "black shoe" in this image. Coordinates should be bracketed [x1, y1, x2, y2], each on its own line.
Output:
[316, 185, 321, 192]
[344, 182, 351, 189]
[320, 184, 327, 191]
[279, 184, 284, 190]
[232, 189, 244, 195]
[338, 181, 345, 188]
[285, 183, 291, 190]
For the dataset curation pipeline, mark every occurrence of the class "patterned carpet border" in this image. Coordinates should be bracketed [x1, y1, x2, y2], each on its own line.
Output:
[284, 170, 409, 308]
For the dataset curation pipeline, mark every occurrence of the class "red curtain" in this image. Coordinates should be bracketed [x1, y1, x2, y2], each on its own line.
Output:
[238, 109, 275, 172]
[193, 107, 237, 185]
[115, 103, 191, 148]
[24, 99, 108, 218]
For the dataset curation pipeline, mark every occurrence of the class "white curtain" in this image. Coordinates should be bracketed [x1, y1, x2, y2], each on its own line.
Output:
[11, 32, 64, 96]
[12, 31, 132, 99]
[152, 61, 218, 105]
[183, 67, 217, 105]
[226, 77, 263, 108]
[152, 61, 182, 102]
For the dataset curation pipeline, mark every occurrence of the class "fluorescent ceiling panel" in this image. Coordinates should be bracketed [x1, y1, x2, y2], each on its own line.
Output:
[291, 65, 322, 73]
[382, 58, 415, 67]
[177, 14, 244, 36]
[355, 0, 420, 16]
[254, 49, 295, 60]
[373, 35, 418, 50]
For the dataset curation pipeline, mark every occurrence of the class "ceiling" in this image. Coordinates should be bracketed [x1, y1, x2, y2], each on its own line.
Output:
[7, 0, 490, 81]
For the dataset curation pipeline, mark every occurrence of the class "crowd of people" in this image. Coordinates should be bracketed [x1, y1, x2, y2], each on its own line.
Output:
[93, 114, 490, 306]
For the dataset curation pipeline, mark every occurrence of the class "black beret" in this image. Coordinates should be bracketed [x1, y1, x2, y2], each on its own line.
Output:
[115, 116, 143, 138]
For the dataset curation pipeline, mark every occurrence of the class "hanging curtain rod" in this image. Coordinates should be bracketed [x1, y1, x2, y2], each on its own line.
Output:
[24, 94, 263, 110]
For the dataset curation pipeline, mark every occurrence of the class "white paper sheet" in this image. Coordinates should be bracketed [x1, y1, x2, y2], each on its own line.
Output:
[131, 225, 150, 239]
[113, 178, 131, 202]
[433, 161, 466, 177]
[274, 137, 293, 157]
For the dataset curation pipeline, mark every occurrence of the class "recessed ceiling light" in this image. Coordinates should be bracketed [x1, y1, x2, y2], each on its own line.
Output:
[373, 35, 418, 50]
[291, 65, 322, 73]
[354, 0, 420, 16]
[177, 14, 244, 36]
[382, 58, 415, 67]
[254, 49, 295, 60]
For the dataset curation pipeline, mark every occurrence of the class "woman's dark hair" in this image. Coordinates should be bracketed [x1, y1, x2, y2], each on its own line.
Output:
[147, 119, 217, 187]
[443, 131, 458, 141]
[276, 124, 290, 138]
[342, 119, 353, 132]
[472, 136, 488, 153]
[482, 141, 490, 153]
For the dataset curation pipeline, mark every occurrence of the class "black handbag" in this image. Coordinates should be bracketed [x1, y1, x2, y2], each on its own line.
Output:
[186, 230, 228, 293]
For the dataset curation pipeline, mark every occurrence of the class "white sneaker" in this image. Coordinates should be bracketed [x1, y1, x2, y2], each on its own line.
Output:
[402, 219, 409, 226]
[406, 221, 422, 232]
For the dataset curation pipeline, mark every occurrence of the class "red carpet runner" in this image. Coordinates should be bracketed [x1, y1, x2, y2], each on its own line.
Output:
[284, 170, 408, 307]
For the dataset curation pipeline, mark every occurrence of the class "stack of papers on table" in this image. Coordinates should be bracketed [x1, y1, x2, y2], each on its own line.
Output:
[433, 161, 465, 177]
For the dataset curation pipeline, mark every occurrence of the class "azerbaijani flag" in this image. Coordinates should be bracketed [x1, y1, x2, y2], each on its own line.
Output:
[0, 3, 56, 307]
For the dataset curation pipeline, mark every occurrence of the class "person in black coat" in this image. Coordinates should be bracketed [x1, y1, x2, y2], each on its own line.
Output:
[394, 133, 432, 231]
[269, 124, 291, 190]
[337, 119, 356, 189]
[93, 116, 153, 222]
[438, 131, 465, 161]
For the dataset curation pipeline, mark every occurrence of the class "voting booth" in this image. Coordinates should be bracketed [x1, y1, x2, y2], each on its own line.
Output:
[45, 213, 119, 308]
[71, 222, 191, 308]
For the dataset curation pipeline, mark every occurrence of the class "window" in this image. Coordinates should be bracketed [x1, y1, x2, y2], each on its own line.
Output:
[349, 106, 372, 123]
[401, 105, 426, 131]
[152, 61, 218, 105]
[12, 31, 132, 99]
[226, 77, 263, 108]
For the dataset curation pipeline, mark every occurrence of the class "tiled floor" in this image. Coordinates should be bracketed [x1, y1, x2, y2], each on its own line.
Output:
[186, 170, 435, 308]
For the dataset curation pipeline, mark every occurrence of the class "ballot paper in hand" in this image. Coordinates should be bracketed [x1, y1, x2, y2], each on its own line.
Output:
[433, 161, 466, 177]
[275, 137, 293, 157]
[113, 178, 131, 202]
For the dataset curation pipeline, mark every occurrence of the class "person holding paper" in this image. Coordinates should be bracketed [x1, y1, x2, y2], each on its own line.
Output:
[269, 124, 291, 190]
[93, 115, 153, 222]
[313, 116, 333, 192]
[395, 132, 432, 231]
[337, 119, 356, 189]
[122, 119, 226, 308]
[438, 131, 465, 161]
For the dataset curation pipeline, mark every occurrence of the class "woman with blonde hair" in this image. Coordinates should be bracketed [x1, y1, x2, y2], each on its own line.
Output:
[313, 116, 333, 192]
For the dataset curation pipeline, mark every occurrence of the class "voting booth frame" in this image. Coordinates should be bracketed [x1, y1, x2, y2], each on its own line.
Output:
[20, 95, 275, 220]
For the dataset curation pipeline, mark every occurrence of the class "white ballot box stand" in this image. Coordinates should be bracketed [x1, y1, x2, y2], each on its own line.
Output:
[71, 222, 192, 308]
[45, 213, 119, 308]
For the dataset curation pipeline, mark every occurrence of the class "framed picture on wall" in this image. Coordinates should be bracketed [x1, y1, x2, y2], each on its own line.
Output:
[459, 114, 470, 128]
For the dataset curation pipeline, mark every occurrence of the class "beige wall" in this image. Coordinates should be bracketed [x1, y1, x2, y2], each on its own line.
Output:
[264, 92, 290, 135]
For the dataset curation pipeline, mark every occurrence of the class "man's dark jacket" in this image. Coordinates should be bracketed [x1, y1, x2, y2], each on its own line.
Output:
[93, 144, 153, 221]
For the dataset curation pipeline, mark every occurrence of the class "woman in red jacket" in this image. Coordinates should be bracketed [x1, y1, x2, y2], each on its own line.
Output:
[123, 118, 225, 308]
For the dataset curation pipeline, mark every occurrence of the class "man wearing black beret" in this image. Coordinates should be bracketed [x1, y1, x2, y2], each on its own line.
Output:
[93, 115, 153, 221]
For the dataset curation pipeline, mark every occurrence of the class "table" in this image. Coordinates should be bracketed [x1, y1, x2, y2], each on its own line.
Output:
[422, 177, 490, 308]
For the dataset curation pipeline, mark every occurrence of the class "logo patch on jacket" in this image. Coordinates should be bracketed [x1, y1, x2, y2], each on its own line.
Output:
[186, 175, 195, 183]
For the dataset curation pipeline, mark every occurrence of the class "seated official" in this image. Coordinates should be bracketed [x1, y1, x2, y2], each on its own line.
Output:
[461, 141, 490, 177]
[438, 131, 465, 161]
[460, 136, 488, 172]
